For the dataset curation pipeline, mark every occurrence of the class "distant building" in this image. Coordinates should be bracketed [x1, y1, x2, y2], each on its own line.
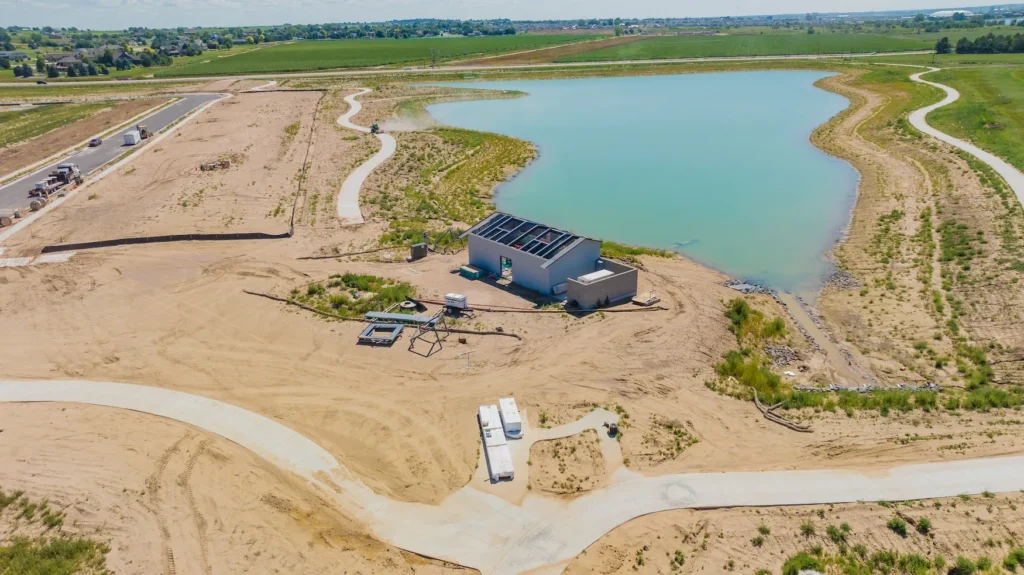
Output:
[54, 56, 83, 71]
[0, 51, 28, 61]
[930, 10, 973, 18]
[114, 51, 143, 66]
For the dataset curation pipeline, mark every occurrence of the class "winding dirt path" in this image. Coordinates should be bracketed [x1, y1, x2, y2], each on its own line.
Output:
[336, 88, 396, 225]
[4, 379, 1024, 574]
[909, 67, 1024, 207]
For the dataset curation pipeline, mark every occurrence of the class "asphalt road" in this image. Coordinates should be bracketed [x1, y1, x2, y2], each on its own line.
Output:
[0, 50, 934, 88]
[0, 93, 221, 213]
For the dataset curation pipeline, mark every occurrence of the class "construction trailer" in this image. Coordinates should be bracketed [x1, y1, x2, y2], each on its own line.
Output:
[478, 405, 514, 481]
[461, 211, 638, 307]
[123, 131, 141, 146]
[498, 397, 522, 439]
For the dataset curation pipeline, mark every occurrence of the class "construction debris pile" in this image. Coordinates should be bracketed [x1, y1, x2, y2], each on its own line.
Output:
[200, 159, 231, 171]
[764, 344, 799, 366]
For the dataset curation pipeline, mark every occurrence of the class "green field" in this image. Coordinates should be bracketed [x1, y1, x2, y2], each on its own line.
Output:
[0, 102, 110, 147]
[926, 65, 1024, 172]
[157, 35, 602, 77]
[555, 33, 933, 62]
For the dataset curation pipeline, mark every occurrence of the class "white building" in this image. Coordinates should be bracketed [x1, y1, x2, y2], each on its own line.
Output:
[498, 397, 522, 439]
[930, 10, 973, 18]
[478, 405, 514, 481]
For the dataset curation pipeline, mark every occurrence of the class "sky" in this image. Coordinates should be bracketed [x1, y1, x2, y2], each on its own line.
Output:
[1, 0, 991, 30]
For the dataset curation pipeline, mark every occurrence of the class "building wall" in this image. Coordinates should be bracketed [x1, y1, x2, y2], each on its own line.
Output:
[467, 235, 550, 294]
[542, 239, 602, 290]
[566, 261, 639, 309]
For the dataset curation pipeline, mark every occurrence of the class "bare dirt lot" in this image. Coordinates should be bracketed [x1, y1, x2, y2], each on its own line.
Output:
[0, 98, 171, 177]
[4, 91, 320, 253]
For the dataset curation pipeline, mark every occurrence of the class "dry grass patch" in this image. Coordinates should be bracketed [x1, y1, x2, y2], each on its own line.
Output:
[529, 429, 606, 497]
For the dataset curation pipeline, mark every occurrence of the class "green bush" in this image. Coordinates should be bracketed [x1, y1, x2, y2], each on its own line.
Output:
[950, 556, 976, 575]
[715, 350, 784, 403]
[800, 521, 816, 538]
[1004, 547, 1024, 571]
[916, 517, 931, 535]
[783, 552, 821, 575]
[887, 517, 908, 537]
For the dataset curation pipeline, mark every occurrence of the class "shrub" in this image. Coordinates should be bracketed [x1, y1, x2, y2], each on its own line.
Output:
[887, 517, 908, 537]
[751, 535, 764, 548]
[916, 517, 931, 535]
[1005, 547, 1024, 572]
[782, 552, 822, 575]
[758, 525, 771, 536]
[800, 521, 816, 538]
[949, 556, 976, 575]
[725, 298, 751, 335]
[826, 524, 846, 544]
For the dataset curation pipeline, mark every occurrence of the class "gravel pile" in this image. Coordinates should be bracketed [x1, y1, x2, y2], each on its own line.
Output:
[825, 269, 861, 290]
[764, 344, 799, 366]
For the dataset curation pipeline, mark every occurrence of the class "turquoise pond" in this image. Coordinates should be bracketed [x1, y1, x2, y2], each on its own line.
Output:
[425, 71, 859, 294]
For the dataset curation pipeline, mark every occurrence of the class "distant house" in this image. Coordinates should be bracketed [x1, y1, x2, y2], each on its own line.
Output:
[114, 51, 144, 66]
[0, 50, 28, 61]
[44, 53, 67, 63]
[54, 56, 83, 71]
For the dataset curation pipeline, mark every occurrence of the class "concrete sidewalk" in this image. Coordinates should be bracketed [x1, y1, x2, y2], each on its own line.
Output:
[336, 88, 396, 225]
[909, 67, 1024, 208]
[2, 379, 1022, 574]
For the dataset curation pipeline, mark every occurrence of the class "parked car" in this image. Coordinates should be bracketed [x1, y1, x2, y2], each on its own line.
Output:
[36, 80, 47, 85]
[88, 138, 102, 147]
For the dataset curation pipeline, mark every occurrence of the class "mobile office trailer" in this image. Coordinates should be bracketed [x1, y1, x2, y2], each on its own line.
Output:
[123, 131, 141, 146]
[498, 397, 522, 438]
[478, 405, 514, 481]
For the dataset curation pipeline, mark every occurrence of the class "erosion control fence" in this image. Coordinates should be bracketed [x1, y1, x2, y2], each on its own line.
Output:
[40, 231, 293, 253]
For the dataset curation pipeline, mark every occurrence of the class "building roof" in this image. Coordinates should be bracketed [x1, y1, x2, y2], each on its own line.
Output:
[461, 212, 593, 268]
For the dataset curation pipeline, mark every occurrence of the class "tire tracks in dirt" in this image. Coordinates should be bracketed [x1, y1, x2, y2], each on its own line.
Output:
[178, 438, 212, 575]
[146, 431, 191, 575]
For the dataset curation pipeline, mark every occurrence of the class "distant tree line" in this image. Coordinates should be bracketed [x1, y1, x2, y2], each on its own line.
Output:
[937, 32, 1024, 54]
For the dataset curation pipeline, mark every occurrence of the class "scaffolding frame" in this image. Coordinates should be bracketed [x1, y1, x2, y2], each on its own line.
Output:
[408, 309, 450, 357]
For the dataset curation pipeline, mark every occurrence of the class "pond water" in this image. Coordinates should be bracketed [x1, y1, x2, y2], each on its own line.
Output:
[426, 71, 858, 294]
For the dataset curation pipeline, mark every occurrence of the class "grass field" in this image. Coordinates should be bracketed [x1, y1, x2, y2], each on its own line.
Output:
[157, 35, 602, 77]
[0, 83, 199, 102]
[555, 33, 933, 62]
[0, 102, 110, 147]
[925, 65, 1024, 172]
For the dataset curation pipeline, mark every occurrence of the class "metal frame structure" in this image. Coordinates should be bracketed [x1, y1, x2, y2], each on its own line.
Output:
[408, 309, 450, 357]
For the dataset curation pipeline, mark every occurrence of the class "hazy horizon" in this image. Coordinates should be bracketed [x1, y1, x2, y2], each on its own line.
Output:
[1, 0, 1001, 32]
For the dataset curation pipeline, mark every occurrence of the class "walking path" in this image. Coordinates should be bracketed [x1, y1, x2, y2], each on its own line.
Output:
[3, 379, 1024, 574]
[908, 67, 1024, 206]
[336, 88, 396, 225]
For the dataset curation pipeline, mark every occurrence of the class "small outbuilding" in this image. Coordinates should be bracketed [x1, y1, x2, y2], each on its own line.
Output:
[461, 211, 639, 308]
[478, 404, 514, 481]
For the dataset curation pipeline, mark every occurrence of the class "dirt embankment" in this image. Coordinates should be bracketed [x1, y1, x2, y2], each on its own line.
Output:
[0, 98, 172, 178]
[811, 70, 1024, 387]
[566, 493, 1024, 574]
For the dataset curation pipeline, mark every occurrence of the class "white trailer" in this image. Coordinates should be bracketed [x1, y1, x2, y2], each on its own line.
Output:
[478, 404, 514, 481]
[498, 397, 522, 439]
[123, 130, 141, 146]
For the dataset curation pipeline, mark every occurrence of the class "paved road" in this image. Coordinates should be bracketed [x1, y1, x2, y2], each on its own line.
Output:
[336, 88, 396, 225]
[0, 50, 934, 88]
[3, 379, 1022, 575]
[909, 67, 1024, 208]
[0, 93, 222, 213]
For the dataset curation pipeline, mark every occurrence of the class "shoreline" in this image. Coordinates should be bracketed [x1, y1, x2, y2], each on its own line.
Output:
[421, 70, 864, 303]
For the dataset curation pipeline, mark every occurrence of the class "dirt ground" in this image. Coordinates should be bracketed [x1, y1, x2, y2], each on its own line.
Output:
[1, 70, 1024, 573]
[0, 98, 171, 178]
[565, 492, 1024, 574]
[529, 429, 606, 497]
[0, 403, 471, 575]
[3, 91, 320, 253]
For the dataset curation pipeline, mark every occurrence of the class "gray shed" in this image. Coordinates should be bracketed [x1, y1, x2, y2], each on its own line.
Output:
[460, 212, 636, 304]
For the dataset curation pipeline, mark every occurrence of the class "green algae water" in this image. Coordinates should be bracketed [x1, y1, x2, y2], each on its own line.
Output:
[426, 71, 858, 294]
